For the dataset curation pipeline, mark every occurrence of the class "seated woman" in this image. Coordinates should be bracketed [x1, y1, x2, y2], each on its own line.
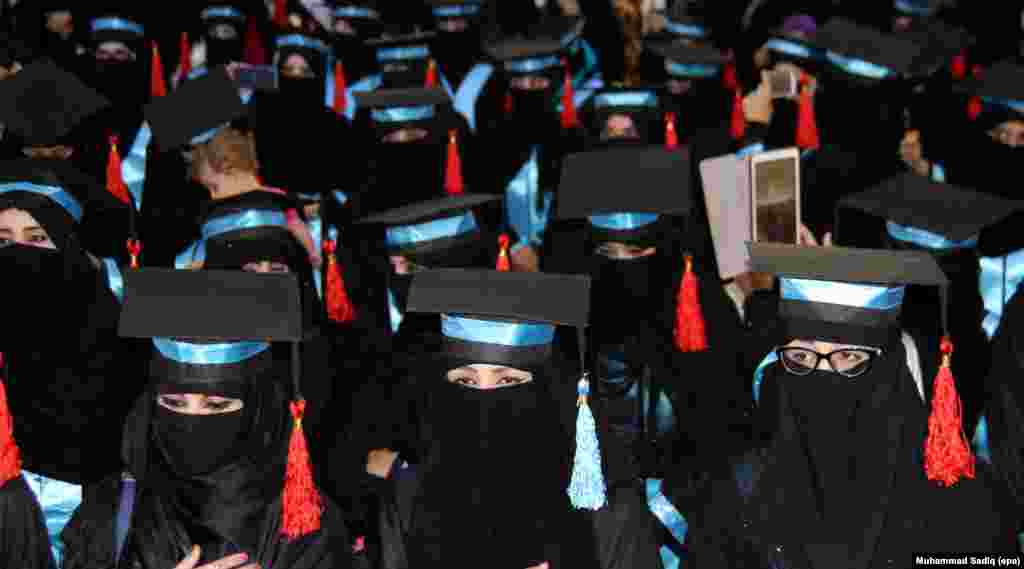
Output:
[378, 269, 604, 569]
[0, 158, 140, 566]
[690, 244, 1017, 567]
[62, 268, 350, 568]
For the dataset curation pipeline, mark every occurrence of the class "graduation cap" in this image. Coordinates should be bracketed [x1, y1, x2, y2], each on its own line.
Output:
[118, 267, 323, 537]
[333, 0, 381, 20]
[365, 31, 439, 87]
[894, 0, 939, 17]
[407, 267, 606, 509]
[358, 194, 503, 267]
[645, 42, 728, 79]
[425, 0, 484, 19]
[354, 87, 467, 194]
[143, 66, 246, 150]
[88, 10, 147, 48]
[957, 61, 1024, 125]
[0, 61, 110, 148]
[557, 147, 708, 352]
[749, 242, 975, 488]
[580, 84, 671, 146]
[836, 173, 1024, 251]
[815, 18, 923, 80]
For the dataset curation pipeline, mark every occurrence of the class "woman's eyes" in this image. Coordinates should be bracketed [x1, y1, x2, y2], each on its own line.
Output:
[452, 376, 478, 386]
[27, 234, 50, 244]
[205, 400, 234, 411]
[158, 396, 187, 409]
[496, 376, 528, 386]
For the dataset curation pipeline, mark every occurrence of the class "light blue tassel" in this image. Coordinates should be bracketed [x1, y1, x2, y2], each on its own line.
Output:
[568, 375, 607, 510]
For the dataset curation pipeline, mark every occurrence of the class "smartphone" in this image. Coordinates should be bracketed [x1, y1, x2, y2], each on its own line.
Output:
[699, 153, 752, 280]
[750, 147, 800, 245]
[769, 69, 798, 99]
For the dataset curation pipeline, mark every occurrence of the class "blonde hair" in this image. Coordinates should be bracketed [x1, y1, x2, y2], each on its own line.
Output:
[614, 0, 644, 86]
[194, 127, 260, 176]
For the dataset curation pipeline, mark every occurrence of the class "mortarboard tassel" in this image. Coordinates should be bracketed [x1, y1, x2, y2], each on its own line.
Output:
[950, 50, 967, 81]
[722, 60, 738, 91]
[664, 112, 679, 150]
[150, 42, 167, 98]
[568, 374, 607, 510]
[106, 136, 133, 206]
[730, 88, 746, 141]
[0, 359, 21, 488]
[127, 239, 142, 269]
[445, 130, 464, 196]
[176, 32, 191, 84]
[323, 239, 357, 323]
[245, 15, 267, 65]
[282, 399, 323, 539]
[674, 254, 708, 352]
[425, 59, 438, 88]
[924, 338, 976, 487]
[273, 0, 289, 28]
[504, 91, 514, 114]
[967, 96, 983, 121]
[795, 73, 819, 151]
[971, 64, 984, 80]
[496, 234, 511, 271]
[333, 61, 347, 115]
[560, 57, 579, 130]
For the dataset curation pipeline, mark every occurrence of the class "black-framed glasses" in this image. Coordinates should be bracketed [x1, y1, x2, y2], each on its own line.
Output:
[775, 346, 882, 378]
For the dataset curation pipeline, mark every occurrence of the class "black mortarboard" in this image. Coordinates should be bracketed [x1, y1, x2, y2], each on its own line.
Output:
[837, 173, 1024, 245]
[0, 61, 110, 147]
[815, 18, 923, 79]
[482, 17, 586, 74]
[119, 268, 302, 341]
[957, 61, 1024, 122]
[357, 194, 501, 263]
[144, 66, 246, 150]
[556, 147, 692, 220]
[408, 268, 590, 327]
[365, 30, 436, 60]
[645, 41, 728, 67]
[749, 242, 948, 346]
[352, 86, 451, 110]
[353, 87, 457, 142]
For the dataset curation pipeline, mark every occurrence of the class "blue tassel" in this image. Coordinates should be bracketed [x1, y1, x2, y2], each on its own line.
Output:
[568, 375, 607, 510]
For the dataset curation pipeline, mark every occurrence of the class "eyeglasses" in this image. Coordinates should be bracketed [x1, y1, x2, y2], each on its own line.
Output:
[775, 346, 882, 378]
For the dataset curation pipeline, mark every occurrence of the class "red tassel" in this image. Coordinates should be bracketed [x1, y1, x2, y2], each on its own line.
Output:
[924, 338, 976, 487]
[244, 16, 267, 65]
[106, 136, 132, 206]
[950, 51, 967, 81]
[425, 59, 438, 88]
[0, 373, 21, 488]
[560, 58, 578, 129]
[664, 112, 679, 150]
[332, 61, 347, 115]
[722, 60, 738, 91]
[127, 239, 142, 269]
[273, 0, 289, 28]
[323, 239, 357, 323]
[674, 255, 708, 352]
[150, 42, 167, 98]
[282, 400, 323, 539]
[176, 31, 191, 84]
[496, 234, 511, 271]
[795, 74, 819, 150]
[504, 92, 514, 113]
[967, 96, 983, 121]
[971, 64, 984, 80]
[445, 130, 464, 196]
[730, 89, 746, 141]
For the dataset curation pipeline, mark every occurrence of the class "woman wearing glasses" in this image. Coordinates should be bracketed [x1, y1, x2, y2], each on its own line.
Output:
[684, 244, 1017, 569]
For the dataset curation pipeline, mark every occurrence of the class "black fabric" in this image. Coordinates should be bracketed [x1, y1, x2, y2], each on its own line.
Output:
[0, 476, 54, 569]
[687, 334, 1017, 569]
[153, 406, 247, 477]
[387, 359, 601, 569]
[62, 352, 350, 568]
[982, 287, 1024, 532]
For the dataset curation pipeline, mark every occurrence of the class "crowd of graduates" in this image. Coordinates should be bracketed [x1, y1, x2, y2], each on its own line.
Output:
[1, 0, 1024, 568]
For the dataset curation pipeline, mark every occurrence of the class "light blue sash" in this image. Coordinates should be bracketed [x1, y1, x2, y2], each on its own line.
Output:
[453, 63, 494, 132]
[344, 74, 383, 120]
[102, 258, 124, 303]
[388, 287, 403, 333]
[122, 122, 151, 208]
[646, 478, 687, 569]
[22, 471, 81, 566]
[972, 415, 991, 465]
[752, 351, 778, 405]
[505, 146, 553, 249]
[979, 250, 1024, 339]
